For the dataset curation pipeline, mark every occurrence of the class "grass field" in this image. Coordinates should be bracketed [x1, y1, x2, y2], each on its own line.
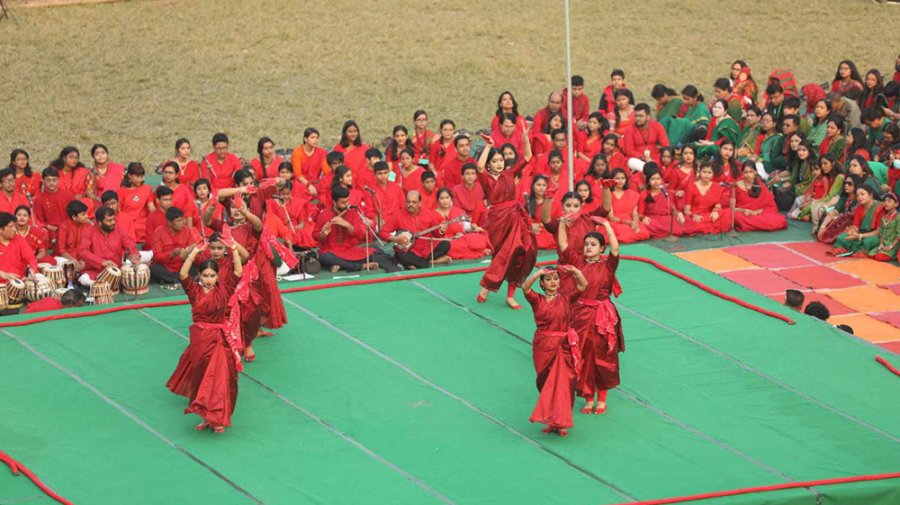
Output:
[0, 0, 898, 166]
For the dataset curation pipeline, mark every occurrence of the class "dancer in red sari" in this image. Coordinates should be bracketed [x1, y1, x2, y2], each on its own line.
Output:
[559, 219, 624, 415]
[166, 241, 243, 434]
[734, 161, 788, 232]
[475, 136, 538, 310]
[523, 265, 587, 437]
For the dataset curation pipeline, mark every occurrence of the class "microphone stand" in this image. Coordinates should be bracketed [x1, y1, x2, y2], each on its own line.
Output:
[662, 186, 678, 243]
[353, 206, 384, 274]
[726, 183, 739, 238]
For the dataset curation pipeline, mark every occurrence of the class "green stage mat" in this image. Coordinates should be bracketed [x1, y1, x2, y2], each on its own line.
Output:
[2, 244, 899, 505]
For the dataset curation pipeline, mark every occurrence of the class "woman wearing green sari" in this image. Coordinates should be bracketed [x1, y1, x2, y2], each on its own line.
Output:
[755, 113, 787, 174]
[696, 99, 740, 159]
[680, 85, 710, 142]
[792, 139, 818, 196]
[869, 192, 899, 261]
[653, 84, 692, 146]
[806, 99, 831, 148]
[830, 184, 885, 257]
[818, 174, 861, 243]
[808, 155, 845, 230]
[736, 106, 762, 159]
[846, 155, 884, 198]
[819, 114, 846, 160]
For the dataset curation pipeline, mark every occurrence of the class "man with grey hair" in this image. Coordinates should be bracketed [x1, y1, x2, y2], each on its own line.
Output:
[532, 92, 564, 135]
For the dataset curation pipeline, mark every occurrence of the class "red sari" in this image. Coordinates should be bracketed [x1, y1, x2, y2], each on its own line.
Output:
[251, 155, 284, 180]
[638, 189, 691, 238]
[58, 167, 92, 197]
[665, 166, 696, 211]
[610, 189, 650, 243]
[477, 166, 537, 291]
[14, 172, 41, 198]
[93, 163, 125, 195]
[686, 182, 731, 234]
[332, 143, 370, 175]
[118, 184, 154, 242]
[166, 271, 240, 427]
[525, 289, 580, 431]
[266, 198, 319, 249]
[734, 183, 788, 232]
[563, 248, 624, 398]
[176, 160, 201, 187]
[436, 206, 490, 260]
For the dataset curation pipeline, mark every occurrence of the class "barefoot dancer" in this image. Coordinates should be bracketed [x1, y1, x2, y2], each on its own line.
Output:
[475, 133, 537, 309]
[166, 241, 243, 434]
[522, 265, 587, 436]
[558, 219, 624, 415]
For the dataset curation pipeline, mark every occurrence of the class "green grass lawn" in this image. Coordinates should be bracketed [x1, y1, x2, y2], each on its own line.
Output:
[1, 0, 897, 165]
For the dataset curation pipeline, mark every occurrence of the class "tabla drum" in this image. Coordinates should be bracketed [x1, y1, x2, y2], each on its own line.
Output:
[97, 266, 122, 295]
[54, 288, 68, 299]
[0, 285, 8, 309]
[89, 282, 114, 305]
[42, 265, 66, 289]
[24, 278, 54, 302]
[121, 264, 151, 295]
[7, 278, 25, 307]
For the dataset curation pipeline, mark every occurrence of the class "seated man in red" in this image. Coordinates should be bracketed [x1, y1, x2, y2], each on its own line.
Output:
[0, 169, 30, 216]
[532, 92, 564, 136]
[24, 288, 85, 314]
[0, 211, 42, 284]
[315, 186, 400, 273]
[562, 75, 591, 129]
[368, 161, 404, 228]
[34, 166, 75, 249]
[77, 206, 142, 287]
[438, 135, 475, 189]
[150, 207, 200, 286]
[622, 103, 670, 170]
[145, 185, 175, 241]
[379, 190, 451, 269]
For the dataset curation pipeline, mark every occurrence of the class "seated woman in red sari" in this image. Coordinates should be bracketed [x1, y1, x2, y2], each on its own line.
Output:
[531, 112, 565, 159]
[576, 112, 609, 162]
[166, 241, 243, 434]
[118, 162, 157, 243]
[612, 88, 636, 135]
[665, 144, 698, 211]
[526, 175, 556, 250]
[250, 137, 284, 180]
[558, 219, 623, 415]
[601, 134, 628, 172]
[711, 140, 741, 184]
[8, 149, 41, 199]
[434, 188, 491, 260]
[14, 205, 52, 264]
[396, 147, 426, 195]
[160, 161, 197, 228]
[639, 163, 692, 238]
[170, 138, 201, 188]
[52, 146, 94, 200]
[684, 162, 731, 234]
[332, 120, 370, 175]
[475, 136, 537, 310]
[608, 168, 650, 243]
[584, 154, 611, 197]
[290, 128, 330, 200]
[575, 180, 602, 215]
[193, 178, 223, 239]
[831, 60, 865, 101]
[385, 125, 415, 173]
[429, 120, 457, 174]
[734, 161, 788, 232]
[267, 182, 319, 250]
[490, 91, 528, 136]
[90, 144, 125, 197]
[522, 265, 587, 437]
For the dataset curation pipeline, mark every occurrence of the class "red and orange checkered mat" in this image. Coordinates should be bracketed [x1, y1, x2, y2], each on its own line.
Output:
[676, 242, 900, 352]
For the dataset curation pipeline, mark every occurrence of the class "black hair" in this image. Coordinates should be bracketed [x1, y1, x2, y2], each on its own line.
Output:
[303, 128, 319, 140]
[713, 77, 732, 92]
[60, 289, 86, 307]
[650, 84, 677, 100]
[453, 134, 471, 148]
[642, 163, 662, 204]
[339, 120, 362, 148]
[95, 206, 116, 222]
[326, 151, 344, 166]
[66, 200, 89, 218]
[495, 90, 520, 118]
[785, 289, 804, 308]
[0, 212, 13, 228]
[803, 301, 830, 321]
[574, 179, 594, 204]
[257, 136, 274, 175]
[387, 125, 410, 161]
[766, 83, 784, 96]
[197, 259, 220, 274]
[420, 170, 436, 183]
[373, 161, 389, 173]
[14, 204, 30, 216]
[278, 161, 294, 180]
[121, 162, 145, 188]
[331, 185, 350, 201]
[41, 166, 60, 179]
[571, 75, 584, 87]
[155, 185, 174, 199]
[741, 160, 762, 198]
[681, 84, 704, 102]
[193, 178, 212, 193]
[461, 162, 477, 175]
[584, 231, 606, 248]
[100, 190, 119, 203]
[634, 103, 651, 115]
[365, 147, 383, 160]
[610, 69, 625, 79]
[175, 137, 191, 153]
[212, 132, 229, 145]
[783, 96, 801, 110]
[836, 324, 854, 335]
[527, 174, 549, 216]
[165, 207, 184, 222]
[8, 149, 32, 178]
[846, 127, 870, 156]
[232, 168, 254, 186]
[610, 167, 630, 190]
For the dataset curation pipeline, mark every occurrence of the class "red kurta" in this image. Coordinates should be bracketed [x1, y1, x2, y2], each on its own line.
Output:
[379, 207, 445, 259]
[0, 235, 39, 278]
[429, 140, 457, 175]
[451, 183, 487, 226]
[622, 121, 670, 164]
[202, 153, 243, 192]
[477, 166, 537, 291]
[77, 224, 139, 277]
[56, 219, 90, 258]
[439, 156, 476, 190]
[665, 165, 696, 211]
[118, 184, 154, 243]
[369, 182, 404, 224]
[266, 198, 319, 249]
[0, 191, 30, 215]
[314, 207, 373, 261]
[166, 273, 240, 427]
[150, 224, 199, 272]
[176, 160, 201, 187]
[525, 288, 580, 431]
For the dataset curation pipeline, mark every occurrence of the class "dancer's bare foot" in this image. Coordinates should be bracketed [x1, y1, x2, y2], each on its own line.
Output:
[477, 287, 489, 303]
[212, 425, 225, 434]
[257, 329, 274, 337]
[594, 402, 607, 415]
[244, 346, 256, 362]
[363, 262, 379, 271]
[580, 400, 595, 414]
[505, 297, 522, 310]
[195, 422, 210, 431]
[557, 429, 569, 437]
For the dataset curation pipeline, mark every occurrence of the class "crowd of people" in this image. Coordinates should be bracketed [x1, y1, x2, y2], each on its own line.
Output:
[2, 56, 898, 434]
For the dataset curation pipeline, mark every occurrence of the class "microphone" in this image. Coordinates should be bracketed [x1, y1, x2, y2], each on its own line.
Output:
[659, 186, 669, 198]
[363, 185, 376, 195]
[718, 182, 734, 188]
[347, 204, 358, 209]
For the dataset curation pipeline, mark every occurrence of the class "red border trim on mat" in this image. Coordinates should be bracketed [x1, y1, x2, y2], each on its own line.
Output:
[0, 450, 73, 505]
[606, 472, 900, 505]
[876, 356, 900, 378]
[0, 255, 793, 328]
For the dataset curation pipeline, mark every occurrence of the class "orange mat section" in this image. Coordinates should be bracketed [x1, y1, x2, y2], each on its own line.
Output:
[833, 260, 900, 285]
[829, 314, 900, 343]
[674, 250, 758, 273]
[826, 286, 900, 314]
